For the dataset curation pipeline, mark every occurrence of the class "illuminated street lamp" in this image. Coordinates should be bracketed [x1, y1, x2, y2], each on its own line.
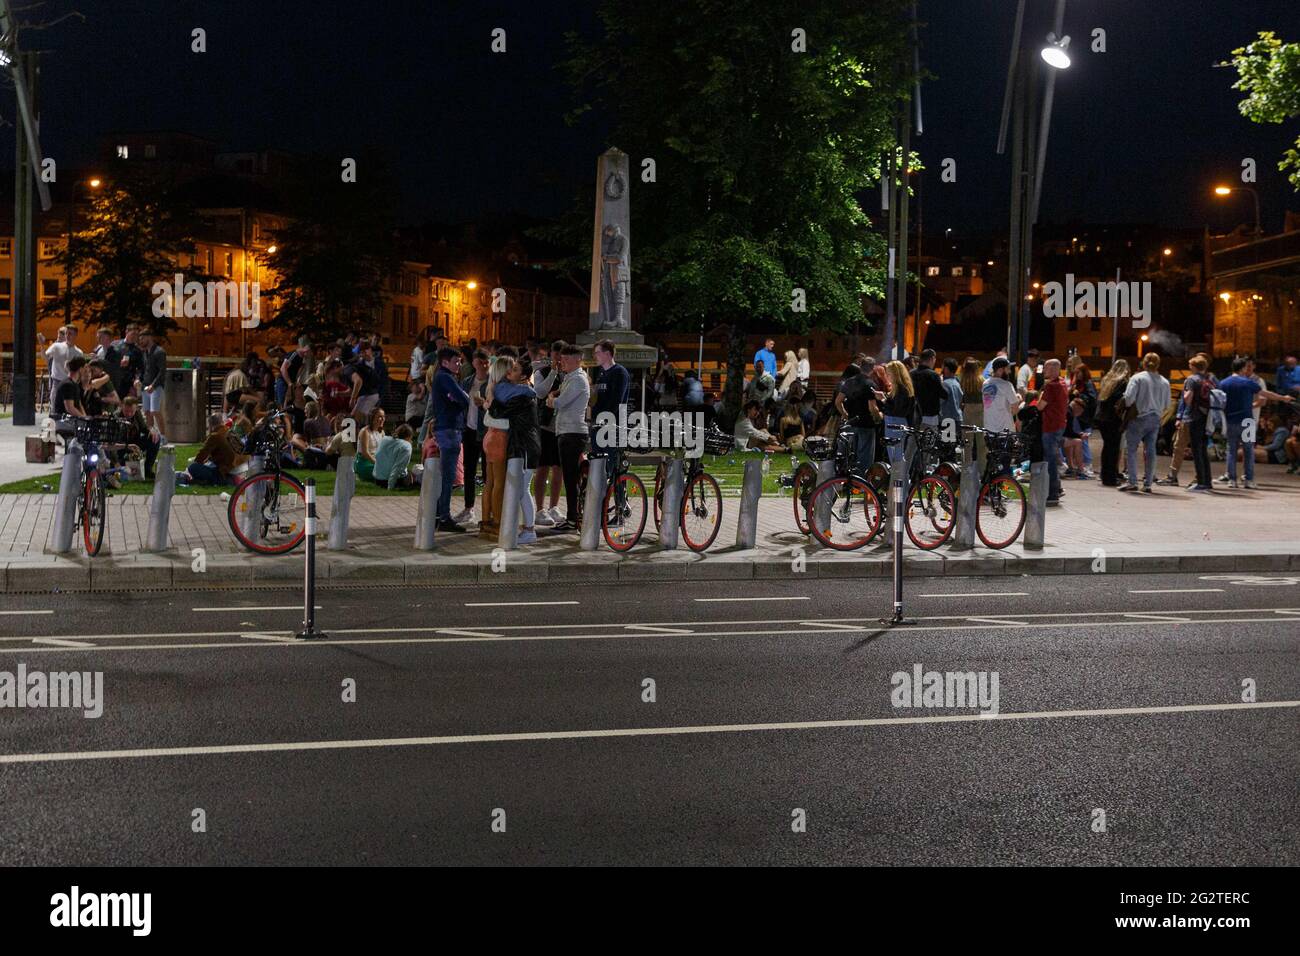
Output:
[266, 244, 277, 254]
[64, 175, 104, 324]
[466, 280, 478, 290]
[1040, 32, 1071, 69]
[1138, 333, 1149, 357]
[1213, 185, 1261, 237]
[1162, 247, 1172, 256]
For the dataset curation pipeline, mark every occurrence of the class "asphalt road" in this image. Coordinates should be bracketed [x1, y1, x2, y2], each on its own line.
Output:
[0, 571, 1297, 865]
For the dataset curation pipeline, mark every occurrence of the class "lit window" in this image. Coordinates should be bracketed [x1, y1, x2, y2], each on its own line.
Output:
[38, 240, 59, 259]
[116, 145, 129, 159]
[0, 239, 12, 258]
[926, 266, 940, 276]
[951, 266, 963, 276]
[206, 249, 214, 274]
[224, 252, 233, 277]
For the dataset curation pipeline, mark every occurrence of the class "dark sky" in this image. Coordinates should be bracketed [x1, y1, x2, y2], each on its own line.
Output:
[16, 0, 1300, 233]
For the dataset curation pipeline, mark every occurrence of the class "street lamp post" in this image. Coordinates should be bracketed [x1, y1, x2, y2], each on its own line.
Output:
[1213, 185, 1261, 237]
[64, 177, 102, 326]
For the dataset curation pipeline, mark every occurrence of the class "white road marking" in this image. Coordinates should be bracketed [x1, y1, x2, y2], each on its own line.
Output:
[464, 601, 578, 607]
[965, 617, 1027, 626]
[32, 638, 94, 648]
[694, 596, 810, 603]
[0, 610, 54, 616]
[240, 632, 300, 643]
[918, 592, 1028, 598]
[436, 628, 500, 638]
[1123, 612, 1193, 624]
[194, 606, 321, 612]
[624, 624, 693, 634]
[3, 700, 1294, 765]
[1129, 588, 1223, 594]
[798, 622, 866, 631]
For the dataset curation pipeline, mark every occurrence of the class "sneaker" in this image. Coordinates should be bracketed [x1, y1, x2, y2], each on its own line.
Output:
[1244, 480, 1258, 489]
[436, 519, 467, 533]
[1214, 473, 1231, 484]
[546, 507, 564, 523]
[516, 529, 538, 544]
[1063, 468, 1078, 478]
[1075, 471, 1093, 480]
[1045, 497, 1061, 507]
[1186, 485, 1212, 493]
[1140, 485, 1154, 494]
[1117, 482, 1138, 492]
[1081, 468, 1096, 479]
[534, 511, 555, 527]
[1226, 479, 1238, 489]
[1154, 476, 1178, 486]
[452, 507, 474, 524]
[553, 519, 578, 533]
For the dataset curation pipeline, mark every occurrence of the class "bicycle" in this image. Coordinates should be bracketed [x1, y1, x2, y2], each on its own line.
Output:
[576, 445, 648, 551]
[68, 416, 130, 556]
[893, 423, 957, 551]
[961, 425, 1029, 549]
[652, 425, 734, 551]
[226, 410, 308, 555]
[804, 417, 885, 550]
[776, 448, 819, 535]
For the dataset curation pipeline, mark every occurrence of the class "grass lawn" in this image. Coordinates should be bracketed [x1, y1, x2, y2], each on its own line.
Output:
[0, 447, 815, 497]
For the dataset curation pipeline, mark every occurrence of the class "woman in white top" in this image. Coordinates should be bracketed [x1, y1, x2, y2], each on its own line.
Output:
[776, 350, 799, 399]
[796, 348, 811, 387]
[353, 406, 386, 481]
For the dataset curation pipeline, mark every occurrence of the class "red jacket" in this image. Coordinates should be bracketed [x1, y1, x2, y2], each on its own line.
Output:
[1039, 378, 1069, 432]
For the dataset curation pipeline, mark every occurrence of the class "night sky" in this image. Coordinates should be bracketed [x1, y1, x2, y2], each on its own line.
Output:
[16, 0, 1300, 235]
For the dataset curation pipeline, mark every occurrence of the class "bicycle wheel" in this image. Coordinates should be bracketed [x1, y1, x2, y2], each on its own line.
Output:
[976, 476, 1027, 549]
[807, 476, 882, 550]
[792, 463, 817, 535]
[82, 470, 107, 556]
[652, 460, 666, 532]
[228, 472, 307, 554]
[681, 471, 723, 552]
[905, 475, 956, 550]
[602, 472, 648, 551]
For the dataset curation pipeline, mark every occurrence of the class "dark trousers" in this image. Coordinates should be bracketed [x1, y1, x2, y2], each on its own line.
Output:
[558, 433, 587, 519]
[1098, 420, 1122, 486]
[1190, 418, 1211, 487]
[462, 427, 483, 507]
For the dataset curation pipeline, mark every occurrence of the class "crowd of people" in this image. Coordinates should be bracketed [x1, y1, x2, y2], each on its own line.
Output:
[730, 340, 1300, 506]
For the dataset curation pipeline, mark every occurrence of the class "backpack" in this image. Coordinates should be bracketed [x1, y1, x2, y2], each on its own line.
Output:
[1191, 375, 1213, 411]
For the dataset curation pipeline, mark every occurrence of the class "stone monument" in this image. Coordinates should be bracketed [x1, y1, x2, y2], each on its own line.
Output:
[577, 148, 656, 374]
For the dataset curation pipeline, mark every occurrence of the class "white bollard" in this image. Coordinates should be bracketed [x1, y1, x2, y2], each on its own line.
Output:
[659, 458, 684, 550]
[1024, 461, 1048, 549]
[328, 455, 356, 551]
[499, 457, 524, 550]
[813, 459, 836, 536]
[238, 455, 267, 547]
[949, 458, 980, 551]
[48, 439, 85, 554]
[414, 456, 440, 550]
[144, 444, 176, 552]
[734, 458, 763, 549]
[579, 457, 607, 551]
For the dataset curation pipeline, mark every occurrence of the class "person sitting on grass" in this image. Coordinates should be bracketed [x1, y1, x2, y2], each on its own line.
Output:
[117, 395, 160, 481]
[734, 399, 783, 452]
[178, 414, 248, 486]
[294, 401, 335, 470]
[353, 407, 386, 482]
[372, 424, 418, 489]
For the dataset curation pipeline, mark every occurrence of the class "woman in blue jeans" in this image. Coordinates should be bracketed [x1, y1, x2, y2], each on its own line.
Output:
[881, 360, 917, 465]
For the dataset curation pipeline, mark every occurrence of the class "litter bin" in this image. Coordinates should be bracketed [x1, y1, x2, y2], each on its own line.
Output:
[163, 368, 205, 443]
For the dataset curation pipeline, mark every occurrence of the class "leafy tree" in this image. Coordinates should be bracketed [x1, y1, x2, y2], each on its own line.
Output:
[1224, 32, 1300, 189]
[44, 177, 199, 336]
[260, 155, 402, 342]
[560, 0, 913, 419]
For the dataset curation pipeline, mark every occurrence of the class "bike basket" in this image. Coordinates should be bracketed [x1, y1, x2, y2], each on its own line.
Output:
[703, 428, 735, 456]
[803, 436, 832, 461]
[72, 417, 131, 445]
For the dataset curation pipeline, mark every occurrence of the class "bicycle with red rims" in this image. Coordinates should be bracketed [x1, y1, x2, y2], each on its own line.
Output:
[894, 423, 957, 550]
[805, 417, 885, 550]
[961, 424, 1029, 549]
[652, 425, 733, 551]
[68, 416, 130, 556]
[226, 411, 307, 555]
[777, 445, 820, 535]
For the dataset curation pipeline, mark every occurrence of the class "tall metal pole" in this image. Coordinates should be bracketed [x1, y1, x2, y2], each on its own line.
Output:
[896, 100, 912, 358]
[883, 143, 898, 360]
[11, 52, 38, 426]
[1030, 0, 1068, 223]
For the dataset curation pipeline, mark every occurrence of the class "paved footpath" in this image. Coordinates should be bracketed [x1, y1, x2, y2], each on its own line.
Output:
[0, 455, 1297, 591]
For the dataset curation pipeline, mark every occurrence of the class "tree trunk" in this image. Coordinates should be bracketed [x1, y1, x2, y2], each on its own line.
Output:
[720, 323, 748, 431]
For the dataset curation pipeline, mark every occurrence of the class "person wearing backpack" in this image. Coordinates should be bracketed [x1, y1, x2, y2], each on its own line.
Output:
[1182, 355, 1215, 491]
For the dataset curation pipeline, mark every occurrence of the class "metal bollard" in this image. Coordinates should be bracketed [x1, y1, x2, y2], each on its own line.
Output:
[144, 445, 176, 552]
[1023, 460, 1048, 549]
[949, 458, 980, 550]
[499, 457, 524, 550]
[812, 459, 836, 536]
[734, 458, 763, 549]
[579, 457, 607, 551]
[48, 439, 85, 554]
[238, 455, 266, 547]
[296, 479, 327, 640]
[414, 456, 440, 550]
[328, 455, 356, 550]
[659, 458, 684, 549]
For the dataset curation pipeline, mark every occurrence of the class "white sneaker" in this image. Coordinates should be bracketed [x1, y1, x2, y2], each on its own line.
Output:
[1227, 479, 1238, 489]
[534, 511, 555, 527]
[1244, 480, 1258, 489]
[547, 507, 563, 523]
[453, 507, 474, 524]
[1214, 473, 1231, 484]
[517, 529, 538, 544]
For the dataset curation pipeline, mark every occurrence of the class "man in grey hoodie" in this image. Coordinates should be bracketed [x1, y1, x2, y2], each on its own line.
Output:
[547, 344, 590, 531]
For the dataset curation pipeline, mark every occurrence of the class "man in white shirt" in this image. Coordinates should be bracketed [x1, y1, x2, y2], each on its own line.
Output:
[981, 357, 1020, 434]
[1118, 352, 1171, 492]
[40, 326, 84, 409]
[734, 400, 780, 452]
[1016, 349, 1039, 394]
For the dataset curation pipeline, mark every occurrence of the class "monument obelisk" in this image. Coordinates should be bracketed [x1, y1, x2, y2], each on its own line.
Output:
[578, 147, 654, 372]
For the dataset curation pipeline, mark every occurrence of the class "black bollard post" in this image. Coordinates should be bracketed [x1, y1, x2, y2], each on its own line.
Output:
[296, 478, 327, 640]
[881, 439, 917, 627]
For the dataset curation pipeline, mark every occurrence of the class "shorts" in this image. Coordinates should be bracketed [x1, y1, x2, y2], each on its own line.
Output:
[539, 429, 560, 467]
[144, 388, 164, 413]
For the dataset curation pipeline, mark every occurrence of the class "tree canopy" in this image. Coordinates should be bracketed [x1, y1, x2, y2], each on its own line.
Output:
[1225, 31, 1300, 190]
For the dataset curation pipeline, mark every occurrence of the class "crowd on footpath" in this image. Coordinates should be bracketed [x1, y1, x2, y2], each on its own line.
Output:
[37, 317, 1300, 541]
[736, 341, 1300, 506]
